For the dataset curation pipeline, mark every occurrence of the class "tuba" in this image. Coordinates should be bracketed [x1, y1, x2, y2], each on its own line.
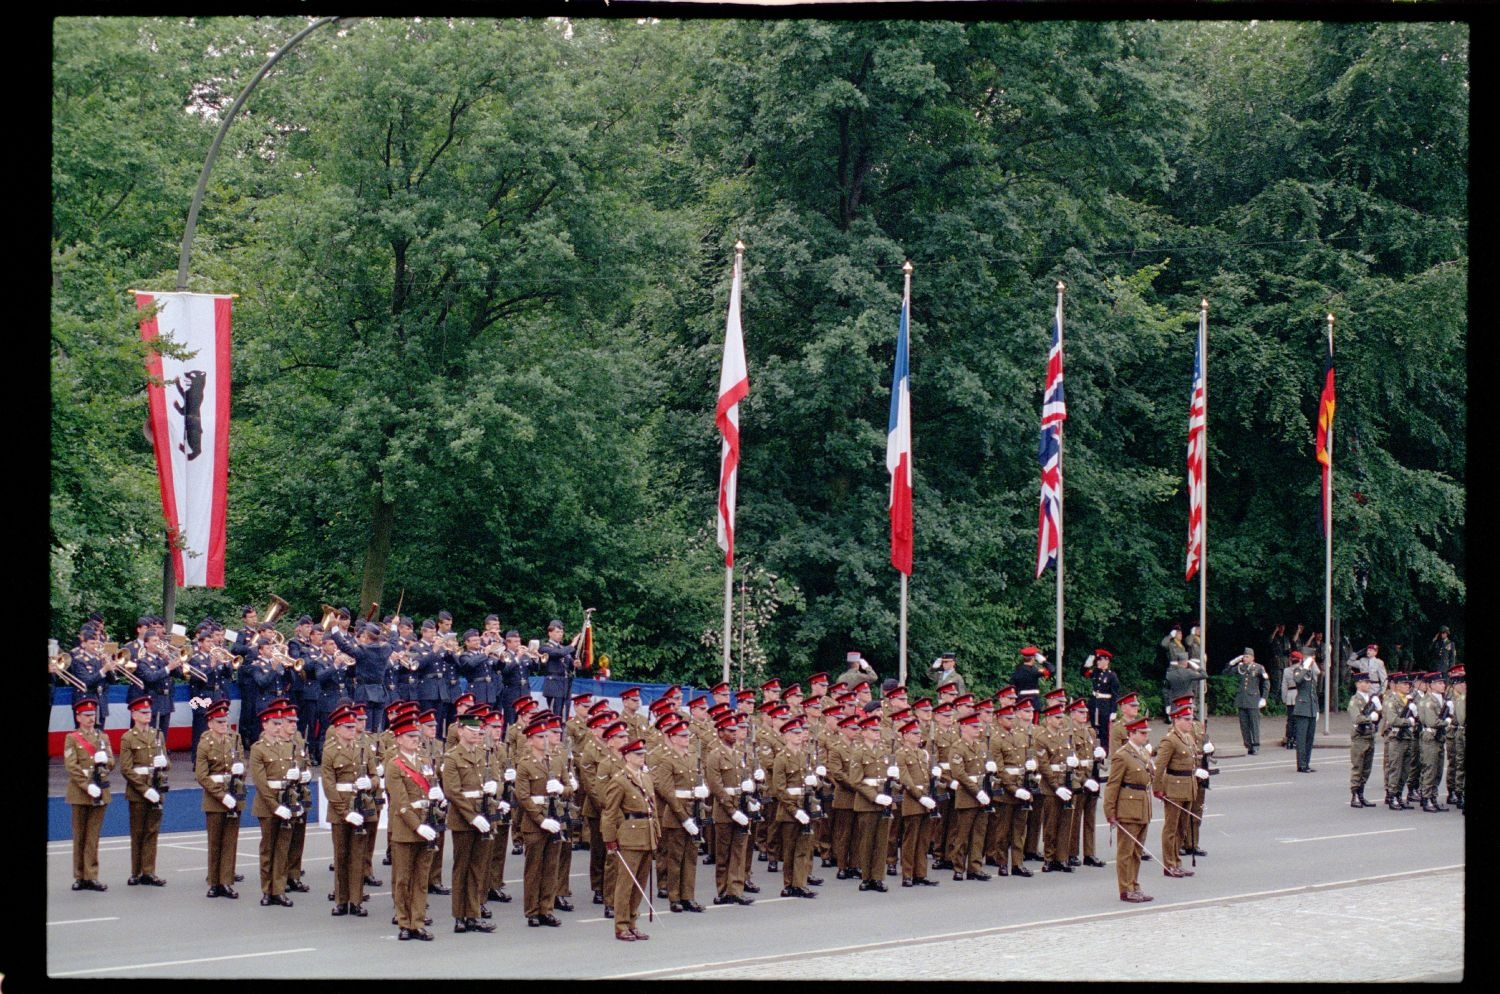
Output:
[319, 603, 339, 631]
[264, 595, 291, 626]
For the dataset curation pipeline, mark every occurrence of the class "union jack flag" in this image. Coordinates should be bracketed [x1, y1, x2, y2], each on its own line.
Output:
[1185, 325, 1206, 580]
[1036, 293, 1066, 578]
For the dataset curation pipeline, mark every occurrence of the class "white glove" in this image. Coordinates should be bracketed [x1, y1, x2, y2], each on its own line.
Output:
[144, 787, 161, 804]
[918, 795, 937, 810]
[1145, 743, 1155, 755]
[1258, 698, 1267, 709]
[378, 778, 386, 790]
[1202, 742, 1215, 755]
[875, 793, 893, 806]
[682, 817, 700, 836]
[1035, 653, 1047, 665]
[93, 750, 109, 764]
[286, 766, 300, 780]
[376, 763, 385, 777]
[1066, 755, 1080, 768]
[1093, 746, 1106, 760]
[793, 808, 811, 825]
[1084, 778, 1100, 793]
[504, 768, 516, 783]
[275, 805, 293, 820]
[1024, 759, 1038, 772]
[222, 794, 237, 809]
[693, 784, 709, 799]
[740, 779, 755, 793]
[152, 754, 169, 769]
[1014, 788, 1032, 802]
[482, 780, 498, 796]
[1303, 659, 1314, 670]
[300, 769, 312, 784]
[345, 811, 364, 827]
[814, 765, 827, 778]
[753, 768, 766, 782]
[984, 760, 998, 773]
[355, 775, 373, 791]
[1187, 659, 1201, 670]
[731, 810, 750, 827]
[1055, 787, 1073, 802]
[497, 800, 511, 815]
[231, 762, 246, 776]
[86, 783, 102, 798]
[417, 823, 438, 842]
[931, 766, 942, 778]
[886, 765, 900, 778]
[545, 778, 564, 795]
[746, 798, 761, 813]
[471, 815, 491, 834]
[568, 775, 578, 791]
[949, 780, 962, 790]
[1194, 768, 1210, 780]
[427, 786, 444, 801]
[974, 790, 991, 806]
[803, 774, 819, 787]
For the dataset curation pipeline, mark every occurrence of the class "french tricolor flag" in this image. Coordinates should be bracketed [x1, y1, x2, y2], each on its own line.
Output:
[887, 281, 913, 576]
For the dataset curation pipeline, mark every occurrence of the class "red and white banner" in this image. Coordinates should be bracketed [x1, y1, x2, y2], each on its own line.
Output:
[137, 291, 233, 587]
[716, 251, 749, 567]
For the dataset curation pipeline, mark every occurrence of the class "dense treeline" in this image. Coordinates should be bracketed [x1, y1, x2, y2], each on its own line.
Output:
[51, 17, 1466, 701]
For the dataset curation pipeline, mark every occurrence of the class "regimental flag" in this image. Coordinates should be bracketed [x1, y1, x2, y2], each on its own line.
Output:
[886, 279, 914, 575]
[1184, 327, 1206, 581]
[716, 250, 749, 567]
[136, 291, 233, 587]
[1315, 338, 1336, 535]
[1035, 294, 1067, 578]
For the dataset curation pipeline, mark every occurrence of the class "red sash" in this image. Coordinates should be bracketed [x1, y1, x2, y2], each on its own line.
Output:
[71, 731, 101, 756]
[391, 756, 430, 794]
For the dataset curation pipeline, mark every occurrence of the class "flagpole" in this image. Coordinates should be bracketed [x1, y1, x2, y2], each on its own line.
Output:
[898, 260, 913, 688]
[723, 567, 734, 687]
[1198, 299, 1209, 719]
[1054, 281, 1066, 690]
[1323, 313, 1335, 733]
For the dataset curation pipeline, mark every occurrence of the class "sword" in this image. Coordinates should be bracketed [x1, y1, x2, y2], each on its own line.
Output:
[1109, 820, 1162, 866]
[1156, 794, 1203, 868]
[610, 847, 656, 923]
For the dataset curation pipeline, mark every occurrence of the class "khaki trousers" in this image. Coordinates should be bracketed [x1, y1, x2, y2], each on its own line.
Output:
[205, 811, 241, 887]
[853, 811, 892, 881]
[128, 800, 162, 876]
[450, 829, 492, 919]
[257, 815, 293, 896]
[660, 826, 698, 902]
[521, 830, 562, 918]
[390, 839, 435, 929]
[946, 807, 982, 874]
[899, 812, 934, 881]
[610, 846, 653, 933]
[71, 804, 106, 881]
[778, 822, 813, 888]
[712, 821, 750, 897]
[1115, 818, 1147, 893]
[329, 820, 369, 906]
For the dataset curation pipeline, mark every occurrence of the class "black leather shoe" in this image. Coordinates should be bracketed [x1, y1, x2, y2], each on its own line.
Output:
[592, 890, 604, 905]
[805, 876, 824, 886]
[702, 854, 717, 865]
[671, 901, 685, 912]
[757, 851, 768, 862]
[1042, 860, 1060, 872]
[428, 884, 451, 896]
[1163, 866, 1194, 878]
[798, 887, 817, 898]
[1248, 747, 1257, 755]
[932, 858, 953, 870]
[234, 873, 245, 882]
[286, 878, 309, 893]
[657, 887, 669, 899]
[902, 878, 914, 887]
[1011, 866, 1033, 878]
[887, 864, 899, 876]
[996, 865, 1009, 876]
[128, 875, 141, 886]
[917, 877, 940, 886]
[1186, 847, 1208, 857]
[479, 904, 491, 919]
[1141, 852, 1153, 862]
[328, 892, 336, 901]
[539, 914, 562, 926]
[683, 900, 705, 912]
[767, 860, 779, 872]
[88, 880, 108, 891]
[424, 916, 432, 926]
[332, 903, 349, 917]
[836, 869, 855, 880]
[512, 844, 524, 855]
[205, 885, 222, 898]
[731, 894, 754, 905]
[454, 918, 470, 933]
[1067, 857, 1081, 867]
[382, 854, 392, 865]
[494, 890, 511, 903]
[780, 887, 799, 897]
[364, 876, 383, 887]
[221, 886, 239, 899]
[953, 872, 965, 881]
[261, 895, 278, 906]
[554, 897, 573, 912]
[350, 903, 366, 916]
[742, 882, 760, 893]
[967, 871, 992, 881]
[1025, 852, 1043, 862]
[398, 927, 413, 940]
[468, 917, 495, 933]
[1083, 856, 1107, 868]
[713, 895, 732, 905]
[413, 928, 434, 941]
[527, 916, 542, 927]
[328, 863, 335, 872]
[72, 880, 87, 891]
[821, 858, 837, 868]
[603, 907, 614, 919]
[861, 880, 888, 892]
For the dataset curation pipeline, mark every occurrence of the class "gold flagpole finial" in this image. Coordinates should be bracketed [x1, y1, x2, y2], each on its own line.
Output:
[903, 260, 913, 275]
[1201, 298, 1209, 312]
[1057, 280, 1066, 293]
[734, 240, 745, 254]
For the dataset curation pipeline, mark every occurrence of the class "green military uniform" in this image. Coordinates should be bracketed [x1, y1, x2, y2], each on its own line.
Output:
[1416, 687, 1450, 809]
[119, 720, 168, 884]
[601, 760, 660, 938]
[1382, 685, 1417, 807]
[1447, 677, 1465, 807]
[1346, 685, 1381, 806]
[64, 718, 114, 889]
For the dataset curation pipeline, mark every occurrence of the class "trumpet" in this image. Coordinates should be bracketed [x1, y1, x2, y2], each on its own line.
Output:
[50, 652, 88, 692]
[391, 650, 419, 672]
[264, 594, 291, 626]
[176, 645, 209, 683]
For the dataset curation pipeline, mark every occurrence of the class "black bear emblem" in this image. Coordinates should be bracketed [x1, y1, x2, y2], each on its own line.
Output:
[173, 369, 207, 460]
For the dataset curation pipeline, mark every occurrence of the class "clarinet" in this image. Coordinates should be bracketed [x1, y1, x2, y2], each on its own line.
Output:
[149, 729, 169, 809]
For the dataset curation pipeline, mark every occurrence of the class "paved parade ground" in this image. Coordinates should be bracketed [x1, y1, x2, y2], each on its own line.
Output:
[43, 725, 1465, 982]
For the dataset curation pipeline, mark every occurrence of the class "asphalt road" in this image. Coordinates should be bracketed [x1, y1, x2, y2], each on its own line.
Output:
[43, 744, 1466, 981]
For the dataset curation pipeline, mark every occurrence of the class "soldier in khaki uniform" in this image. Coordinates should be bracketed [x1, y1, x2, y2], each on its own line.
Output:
[705, 714, 755, 904]
[945, 713, 992, 880]
[1104, 717, 1155, 902]
[770, 715, 820, 898]
[515, 714, 570, 926]
[1416, 672, 1451, 811]
[385, 712, 441, 940]
[1151, 704, 1204, 878]
[119, 695, 169, 886]
[322, 703, 374, 916]
[982, 705, 1034, 876]
[1346, 670, 1381, 808]
[481, 708, 515, 912]
[547, 715, 580, 912]
[827, 714, 861, 878]
[751, 701, 784, 871]
[249, 704, 299, 906]
[808, 702, 840, 866]
[848, 714, 897, 891]
[196, 699, 244, 898]
[602, 738, 660, 941]
[1064, 698, 1106, 868]
[894, 717, 940, 886]
[650, 718, 706, 912]
[418, 709, 451, 897]
[577, 712, 619, 909]
[928, 702, 959, 866]
[1108, 692, 1142, 754]
[1034, 702, 1076, 872]
[443, 710, 497, 933]
[280, 702, 314, 895]
[65, 697, 115, 891]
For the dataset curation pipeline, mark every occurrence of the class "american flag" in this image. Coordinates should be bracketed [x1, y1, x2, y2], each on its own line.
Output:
[1185, 325, 1206, 580]
[1035, 293, 1066, 578]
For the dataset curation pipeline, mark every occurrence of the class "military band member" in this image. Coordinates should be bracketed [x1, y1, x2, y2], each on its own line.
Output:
[196, 699, 243, 898]
[1347, 670, 1381, 808]
[119, 695, 169, 886]
[602, 738, 660, 941]
[66, 697, 114, 892]
[187, 628, 233, 756]
[1381, 672, 1417, 809]
[1104, 717, 1155, 903]
[135, 628, 175, 736]
[651, 718, 706, 912]
[1151, 704, 1203, 878]
[516, 714, 569, 926]
[705, 715, 755, 905]
[250, 704, 298, 906]
[63, 625, 113, 726]
[443, 709, 497, 933]
[322, 703, 373, 917]
[1065, 698, 1106, 868]
[894, 717, 940, 887]
[386, 712, 441, 940]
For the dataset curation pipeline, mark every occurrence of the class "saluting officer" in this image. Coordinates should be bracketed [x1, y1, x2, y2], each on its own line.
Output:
[1225, 648, 1270, 754]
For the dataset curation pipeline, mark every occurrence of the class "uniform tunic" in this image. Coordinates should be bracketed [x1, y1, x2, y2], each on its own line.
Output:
[195, 728, 244, 888]
[65, 726, 114, 883]
[601, 766, 659, 934]
[1103, 740, 1154, 895]
[118, 724, 167, 877]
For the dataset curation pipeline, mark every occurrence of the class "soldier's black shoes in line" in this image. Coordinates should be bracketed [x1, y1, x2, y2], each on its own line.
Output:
[1162, 866, 1193, 878]
[1120, 890, 1153, 903]
[554, 897, 574, 912]
[286, 878, 310, 893]
[886, 864, 899, 876]
[128, 875, 140, 885]
[1083, 856, 1107, 868]
[742, 882, 760, 893]
[781, 887, 817, 898]
[604, 907, 615, 919]
[207, 885, 239, 899]
[858, 880, 888, 892]
[364, 875, 383, 887]
[332, 903, 349, 916]
[235, 873, 245, 882]
[455, 917, 495, 933]
[713, 893, 754, 905]
[1066, 857, 1082, 867]
[428, 884, 451, 896]
[489, 888, 512, 903]
[1024, 852, 1044, 862]
[658, 887, 669, 899]
[260, 894, 294, 907]
[398, 927, 434, 941]
[1182, 847, 1207, 857]
[931, 858, 953, 870]
[902, 878, 914, 887]
[703, 854, 717, 865]
[768, 861, 779, 873]
[132, 873, 167, 886]
[513, 844, 524, 856]
[1140, 852, 1153, 862]
[682, 900, 705, 911]
[73, 879, 108, 892]
[1010, 865, 1033, 877]
[382, 854, 392, 865]
[593, 890, 605, 905]
[836, 868, 856, 880]
[805, 876, 824, 886]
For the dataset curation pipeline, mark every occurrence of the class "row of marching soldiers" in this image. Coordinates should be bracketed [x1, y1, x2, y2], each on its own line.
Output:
[63, 673, 1216, 939]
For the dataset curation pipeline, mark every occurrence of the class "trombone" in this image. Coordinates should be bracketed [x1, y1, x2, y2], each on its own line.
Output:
[176, 645, 209, 683]
[50, 652, 88, 692]
[111, 649, 145, 689]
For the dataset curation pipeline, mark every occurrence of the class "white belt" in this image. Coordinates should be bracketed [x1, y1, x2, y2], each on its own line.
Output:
[939, 762, 950, 770]
[335, 784, 355, 792]
[412, 799, 430, 809]
[1093, 693, 1113, 699]
[133, 766, 152, 775]
[530, 795, 547, 803]
[965, 775, 980, 783]
[461, 790, 483, 798]
[862, 778, 881, 786]
[674, 789, 694, 798]
[786, 787, 803, 796]
[267, 780, 285, 788]
[1004, 767, 1022, 775]
[1047, 765, 1063, 772]
[209, 774, 227, 783]
[725, 787, 741, 796]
